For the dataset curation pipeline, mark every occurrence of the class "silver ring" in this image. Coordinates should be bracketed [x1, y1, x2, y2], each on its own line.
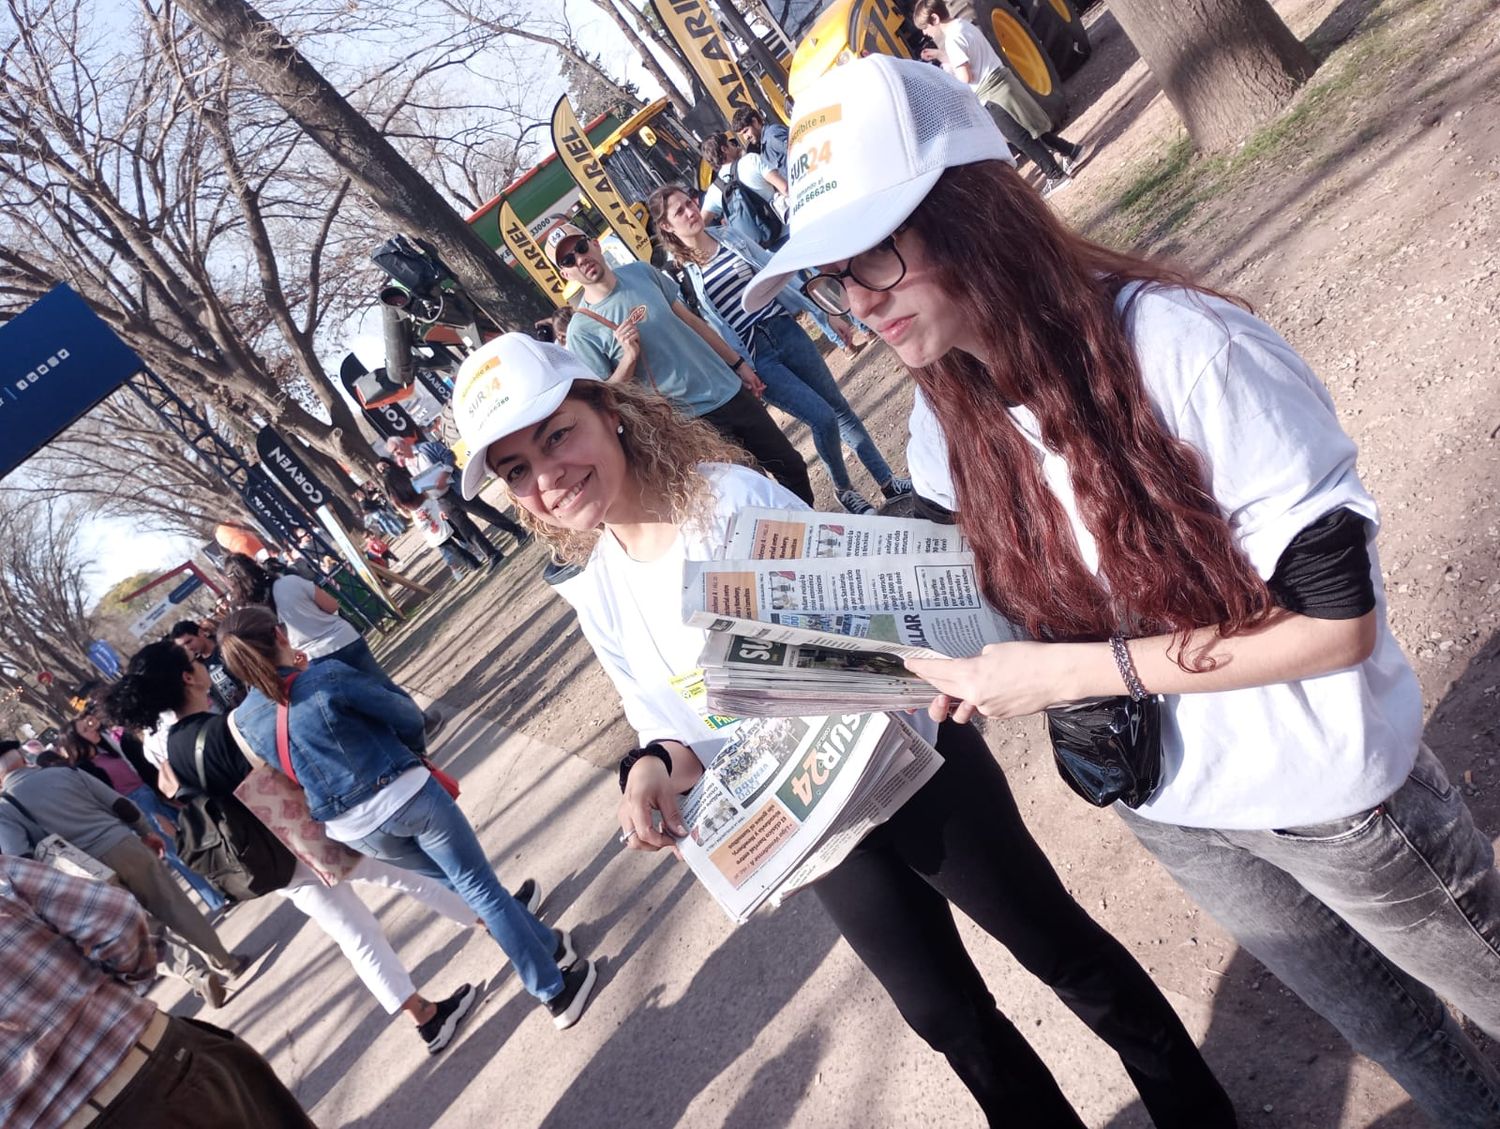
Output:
[619, 829, 638, 845]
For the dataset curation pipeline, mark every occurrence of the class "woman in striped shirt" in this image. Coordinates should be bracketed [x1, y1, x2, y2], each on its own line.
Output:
[648, 185, 910, 515]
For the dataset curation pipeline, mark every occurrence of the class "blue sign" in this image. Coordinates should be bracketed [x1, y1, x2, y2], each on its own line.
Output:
[168, 575, 204, 604]
[0, 285, 146, 481]
[87, 640, 122, 679]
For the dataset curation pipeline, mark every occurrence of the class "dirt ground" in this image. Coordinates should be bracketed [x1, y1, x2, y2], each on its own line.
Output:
[174, 2, 1500, 1125]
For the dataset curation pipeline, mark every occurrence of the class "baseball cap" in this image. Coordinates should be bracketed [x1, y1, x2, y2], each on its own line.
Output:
[743, 55, 1012, 313]
[544, 222, 589, 265]
[452, 333, 603, 499]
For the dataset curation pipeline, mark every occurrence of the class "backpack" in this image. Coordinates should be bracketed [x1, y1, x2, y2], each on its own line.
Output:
[716, 162, 784, 249]
[174, 727, 296, 901]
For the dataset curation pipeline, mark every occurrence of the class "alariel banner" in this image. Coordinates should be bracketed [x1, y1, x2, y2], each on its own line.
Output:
[549, 95, 651, 262]
[499, 198, 569, 307]
[651, 0, 757, 126]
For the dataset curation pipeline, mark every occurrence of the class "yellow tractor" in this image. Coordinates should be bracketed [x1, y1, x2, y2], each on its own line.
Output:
[787, 0, 1090, 126]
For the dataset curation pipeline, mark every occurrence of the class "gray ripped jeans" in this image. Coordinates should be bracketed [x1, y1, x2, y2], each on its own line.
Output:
[1118, 744, 1500, 1128]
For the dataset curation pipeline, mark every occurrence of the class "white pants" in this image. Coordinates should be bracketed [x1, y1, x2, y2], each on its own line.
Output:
[277, 855, 476, 1013]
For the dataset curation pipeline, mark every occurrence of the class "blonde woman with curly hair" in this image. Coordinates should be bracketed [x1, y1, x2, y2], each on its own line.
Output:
[455, 334, 1232, 1128]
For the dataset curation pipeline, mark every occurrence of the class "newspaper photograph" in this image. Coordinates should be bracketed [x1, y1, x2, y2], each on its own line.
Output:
[676, 711, 900, 922]
[682, 554, 1015, 660]
[724, 506, 966, 560]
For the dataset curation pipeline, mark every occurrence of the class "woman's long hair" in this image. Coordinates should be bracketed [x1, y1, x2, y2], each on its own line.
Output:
[494, 379, 749, 565]
[647, 185, 711, 267]
[104, 641, 194, 732]
[379, 461, 423, 512]
[59, 718, 96, 764]
[222, 552, 276, 608]
[904, 160, 1273, 663]
[218, 606, 290, 705]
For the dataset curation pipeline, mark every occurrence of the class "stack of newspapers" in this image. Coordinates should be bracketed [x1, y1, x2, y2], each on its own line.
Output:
[684, 507, 1017, 717]
[676, 710, 941, 922]
[669, 508, 1019, 922]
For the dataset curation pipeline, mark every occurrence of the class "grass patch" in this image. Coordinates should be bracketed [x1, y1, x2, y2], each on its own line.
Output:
[1091, 0, 1437, 250]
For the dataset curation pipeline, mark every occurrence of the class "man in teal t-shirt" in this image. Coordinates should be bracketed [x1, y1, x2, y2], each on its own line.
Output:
[549, 223, 812, 504]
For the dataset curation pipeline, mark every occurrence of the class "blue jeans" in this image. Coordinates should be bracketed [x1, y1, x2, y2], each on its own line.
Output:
[1117, 744, 1500, 1127]
[750, 315, 893, 493]
[436, 537, 485, 575]
[345, 776, 564, 1002]
[783, 273, 870, 346]
[129, 786, 227, 911]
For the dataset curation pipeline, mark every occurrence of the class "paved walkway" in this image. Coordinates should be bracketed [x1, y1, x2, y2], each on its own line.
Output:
[149, 698, 1214, 1129]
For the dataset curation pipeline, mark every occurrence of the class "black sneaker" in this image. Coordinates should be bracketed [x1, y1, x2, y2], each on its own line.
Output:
[544, 960, 597, 1030]
[552, 928, 577, 971]
[513, 878, 543, 915]
[418, 983, 478, 1054]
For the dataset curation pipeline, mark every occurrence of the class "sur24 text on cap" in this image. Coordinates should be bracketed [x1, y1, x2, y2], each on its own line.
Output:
[742, 54, 1013, 314]
[452, 333, 602, 499]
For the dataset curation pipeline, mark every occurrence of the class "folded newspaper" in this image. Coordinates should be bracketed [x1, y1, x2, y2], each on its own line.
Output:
[675, 711, 941, 922]
[692, 508, 1015, 714]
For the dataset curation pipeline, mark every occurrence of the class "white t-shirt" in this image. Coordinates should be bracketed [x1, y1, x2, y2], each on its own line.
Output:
[905, 284, 1422, 831]
[272, 574, 360, 659]
[324, 765, 431, 843]
[941, 19, 1003, 89]
[555, 464, 938, 768]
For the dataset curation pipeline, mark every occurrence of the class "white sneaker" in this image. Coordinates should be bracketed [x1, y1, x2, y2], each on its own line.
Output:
[1059, 142, 1090, 176]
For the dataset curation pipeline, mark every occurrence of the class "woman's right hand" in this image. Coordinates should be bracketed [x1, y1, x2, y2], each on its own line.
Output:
[617, 757, 687, 853]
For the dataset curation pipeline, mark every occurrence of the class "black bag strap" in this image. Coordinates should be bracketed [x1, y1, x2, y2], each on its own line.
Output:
[192, 726, 209, 793]
[1, 791, 43, 827]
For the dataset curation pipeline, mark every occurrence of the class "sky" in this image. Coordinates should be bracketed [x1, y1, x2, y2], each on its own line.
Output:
[44, 0, 828, 606]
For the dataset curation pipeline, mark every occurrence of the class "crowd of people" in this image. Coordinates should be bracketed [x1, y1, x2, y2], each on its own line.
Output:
[5, 48, 1497, 1129]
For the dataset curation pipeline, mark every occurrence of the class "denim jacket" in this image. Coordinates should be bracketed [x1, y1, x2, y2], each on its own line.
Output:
[680, 223, 825, 356]
[232, 660, 425, 823]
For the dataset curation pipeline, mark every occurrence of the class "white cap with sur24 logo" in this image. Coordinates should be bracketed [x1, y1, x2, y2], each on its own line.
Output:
[742, 54, 1013, 315]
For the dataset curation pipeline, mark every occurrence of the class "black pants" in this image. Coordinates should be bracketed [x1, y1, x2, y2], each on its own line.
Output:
[812, 721, 1235, 1128]
[982, 102, 1077, 179]
[97, 1016, 316, 1128]
[699, 386, 815, 504]
[443, 488, 524, 554]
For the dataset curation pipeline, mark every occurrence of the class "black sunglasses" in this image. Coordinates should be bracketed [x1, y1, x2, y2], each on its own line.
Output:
[555, 238, 593, 268]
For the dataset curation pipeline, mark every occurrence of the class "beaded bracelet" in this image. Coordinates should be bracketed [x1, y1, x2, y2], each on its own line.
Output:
[1109, 636, 1149, 701]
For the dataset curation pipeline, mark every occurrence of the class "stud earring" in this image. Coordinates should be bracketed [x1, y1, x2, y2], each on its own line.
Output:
[617, 424, 624, 434]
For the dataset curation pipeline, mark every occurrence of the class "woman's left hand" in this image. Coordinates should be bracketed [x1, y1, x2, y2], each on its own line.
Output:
[905, 642, 1078, 725]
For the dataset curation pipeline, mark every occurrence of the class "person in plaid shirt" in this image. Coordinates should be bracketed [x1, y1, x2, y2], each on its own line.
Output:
[0, 855, 314, 1129]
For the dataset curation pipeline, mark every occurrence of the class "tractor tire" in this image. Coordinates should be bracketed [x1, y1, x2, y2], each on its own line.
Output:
[967, 0, 1068, 126]
[1015, 0, 1092, 78]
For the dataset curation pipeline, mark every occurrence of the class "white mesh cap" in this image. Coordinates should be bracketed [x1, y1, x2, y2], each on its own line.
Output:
[743, 55, 1013, 313]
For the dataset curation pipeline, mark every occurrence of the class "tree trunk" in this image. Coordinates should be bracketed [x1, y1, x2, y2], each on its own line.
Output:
[1108, 0, 1315, 151]
[172, 0, 547, 330]
[590, 0, 697, 117]
[715, 0, 790, 89]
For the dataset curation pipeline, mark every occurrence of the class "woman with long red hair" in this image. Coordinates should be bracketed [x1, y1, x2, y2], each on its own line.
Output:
[745, 55, 1500, 1127]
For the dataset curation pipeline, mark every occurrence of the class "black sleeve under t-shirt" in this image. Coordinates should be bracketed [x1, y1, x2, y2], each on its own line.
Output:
[1267, 507, 1375, 619]
[167, 713, 251, 799]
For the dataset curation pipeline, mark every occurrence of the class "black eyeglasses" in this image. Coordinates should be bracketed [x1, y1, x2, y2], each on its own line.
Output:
[800, 235, 907, 316]
[555, 238, 593, 268]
